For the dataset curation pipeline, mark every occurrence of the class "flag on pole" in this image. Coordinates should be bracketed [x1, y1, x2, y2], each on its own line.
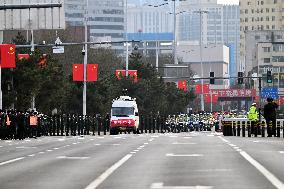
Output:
[18, 54, 30, 60]
[73, 64, 84, 81]
[178, 80, 187, 91]
[195, 84, 202, 94]
[128, 70, 138, 82]
[0, 44, 16, 68]
[87, 64, 98, 82]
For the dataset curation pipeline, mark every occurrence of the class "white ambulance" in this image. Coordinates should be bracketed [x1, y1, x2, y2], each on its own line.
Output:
[110, 96, 139, 135]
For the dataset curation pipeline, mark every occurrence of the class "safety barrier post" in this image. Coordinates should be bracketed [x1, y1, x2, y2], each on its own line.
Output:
[254, 121, 258, 137]
[229, 121, 233, 136]
[276, 121, 281, 138]
[237, 121, 241, 136]
[248, 121, 251, 137]
[261, 121, 265, 137]
[233, 121, 236, 136]
[242, 121, 246, 137]
[222, 121, 226, 136]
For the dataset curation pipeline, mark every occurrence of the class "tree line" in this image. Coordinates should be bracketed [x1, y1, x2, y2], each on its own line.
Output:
[2, 32, 196, 116]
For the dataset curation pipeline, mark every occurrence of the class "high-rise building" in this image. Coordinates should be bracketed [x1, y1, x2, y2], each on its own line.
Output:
[240, 0, 284, 73]
[65, 0, 125, 52]
[177, 0, 239, 79]
[127, 3, 173, 33]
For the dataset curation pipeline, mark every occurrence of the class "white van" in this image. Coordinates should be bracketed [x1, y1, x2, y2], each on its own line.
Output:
[110, 96, 139, 135]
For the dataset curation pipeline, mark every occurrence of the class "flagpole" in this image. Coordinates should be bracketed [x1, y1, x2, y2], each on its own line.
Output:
[0, 31, 3, 110]
[83, 0, 88, 116]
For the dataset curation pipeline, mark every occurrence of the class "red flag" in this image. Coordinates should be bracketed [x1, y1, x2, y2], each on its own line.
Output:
[73, 64, 84, 81]
[212, 94, 218, 104]
[128, 70, 138, 82]
[87, 64, 98, 82]
[38, 54, 47, 67]
[116, 70, 126, 80]
[195, 84, 202, 94]
[203, 84, 210, 93]
[0, 44, 16, 68]
[204, 94, 211, 103]
[18, 54, 30, 60]
[178, 80, 187, 91]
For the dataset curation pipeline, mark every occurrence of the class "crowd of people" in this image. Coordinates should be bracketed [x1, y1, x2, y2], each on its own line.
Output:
[0, 110, 110, 140]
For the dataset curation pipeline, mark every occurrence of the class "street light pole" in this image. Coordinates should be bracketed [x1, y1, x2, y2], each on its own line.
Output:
[125, 0, 129, 76]
[194, 9, 208, 112]
[83, 0, 88, 116]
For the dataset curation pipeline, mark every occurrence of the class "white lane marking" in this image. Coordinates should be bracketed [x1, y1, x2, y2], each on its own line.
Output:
[90, 139, 95, 141]
[166, 153, 204, 157]
[66, 145, 71, 147]
[53, 148, 59, 150]
[144, 143, 149, 145]
[46, 150, 53, 152]
[172, 142, 196, 145]
[130, 152, 136, 154]
[0, 146, 3, 148]
[279, 151, 284, 154]
[134, 150, 139, 152]
[183, 137, 192, 139]
[97, 137, 105, 139]
[140, 145, 145, 148]
[169, 136, 178, 138]
[112, 144, 120, 146]
[58, 138, 65, 141]
[229, 144, 236, 147]
[219, 136, 284, 189]
[24, 139, 31, 142]
[78, 137, 85, 140]
[151, 136, 159, 138]
[28, 154, 35, 157]
[240, 151, 284, 189]
[0, 157, 25, 166]
[5, 141, 12, 143]
[38, 152, 45, 154]
[57, 156, 90, 160]
[151, 182, 213, 189]
[94, 144, 101, 146]
[85, 154, 132, 189]
[16, 146, 37, 149]
[72, 143, 77, 145]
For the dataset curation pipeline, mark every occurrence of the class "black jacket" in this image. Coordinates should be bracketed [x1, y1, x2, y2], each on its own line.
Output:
[264, 102, 278, 119]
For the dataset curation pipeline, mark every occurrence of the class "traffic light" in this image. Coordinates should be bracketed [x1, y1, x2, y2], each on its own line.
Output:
[267, 70, 273, 83]
[210, 72, 215, 84]
[238, 72, 243, 84]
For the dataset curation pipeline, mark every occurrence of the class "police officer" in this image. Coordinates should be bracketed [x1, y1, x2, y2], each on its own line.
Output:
[248, 103, 258, 136]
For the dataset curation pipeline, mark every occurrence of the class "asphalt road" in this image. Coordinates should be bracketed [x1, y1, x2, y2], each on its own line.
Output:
[0, 132, 284, 189]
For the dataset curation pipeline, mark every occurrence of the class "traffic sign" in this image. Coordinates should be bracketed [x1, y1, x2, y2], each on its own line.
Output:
[261, 87, 279, 99]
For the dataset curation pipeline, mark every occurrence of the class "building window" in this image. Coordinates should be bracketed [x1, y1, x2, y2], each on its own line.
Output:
[272, 16, 275, 21]
[272, 25, 275, 29]
[255, 35, 260, 40]
[263, 47, 270, 52]
[266, 25, 270, 29]
[272, 56, 284, 62]
[264, 58, 270, 63]
[274, 0, 277, 3]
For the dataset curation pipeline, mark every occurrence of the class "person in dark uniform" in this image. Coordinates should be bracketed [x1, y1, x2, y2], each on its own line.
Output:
[264, 97, 278, 137]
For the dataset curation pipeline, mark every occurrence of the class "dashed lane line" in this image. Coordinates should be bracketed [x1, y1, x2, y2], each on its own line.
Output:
[219, 136, 284, 189]
[166, 153, 204, 157]
[0, 157, 25, 166]
[85, 154, 133, 189]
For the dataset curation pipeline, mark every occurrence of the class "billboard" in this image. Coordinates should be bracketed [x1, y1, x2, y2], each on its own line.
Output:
[0, 0, 65, 30]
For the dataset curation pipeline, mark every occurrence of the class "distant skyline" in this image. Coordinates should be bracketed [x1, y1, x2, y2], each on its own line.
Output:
[217, 0, 239, 4]
[129, 0, 239, 5]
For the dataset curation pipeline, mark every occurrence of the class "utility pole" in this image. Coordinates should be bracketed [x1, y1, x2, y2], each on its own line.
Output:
[83, 0, 88, 116]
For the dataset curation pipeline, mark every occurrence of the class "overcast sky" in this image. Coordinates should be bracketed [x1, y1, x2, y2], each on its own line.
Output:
[217, 0, 239, 4]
